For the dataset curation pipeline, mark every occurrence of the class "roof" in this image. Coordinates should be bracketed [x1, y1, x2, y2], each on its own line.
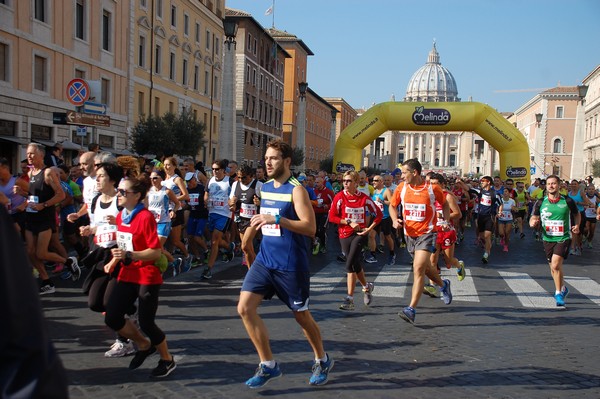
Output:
[266, 28, 314, 56]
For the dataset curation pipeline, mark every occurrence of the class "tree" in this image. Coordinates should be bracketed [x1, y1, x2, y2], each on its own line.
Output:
[291, 146, 304, 167]
[319, 156, 333, 173]
[592, 159, 600, 178]
[131, 109, 205, 158]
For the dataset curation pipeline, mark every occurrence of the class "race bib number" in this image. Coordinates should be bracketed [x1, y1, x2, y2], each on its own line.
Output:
[544, 220, 564, 237]
[404, 203, 426, 222]
[345, 206, 365, 224]
[116, 231, 134, 251]
[501, 210, 513, 220]
[209, 199, 226, 209]
[26, 195, 39, 213]
[317, 198, 324, 207]
[585, 206, 597, 218]
[260, 207, 281, 237]
[189, 193, 199, 206]
[480, 195, 492, 206]
[151, 210, 161, 223]
[94, 224, 117, 247]
[240, 203, 257, 218]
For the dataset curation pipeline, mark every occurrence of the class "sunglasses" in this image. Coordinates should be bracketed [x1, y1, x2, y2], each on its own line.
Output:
[117, 189, 135, 196]
[343, 179, 354, 183]
[212, 168, 222, 171]
[372, 179, 382, 182]
[151, 177, 160, 180]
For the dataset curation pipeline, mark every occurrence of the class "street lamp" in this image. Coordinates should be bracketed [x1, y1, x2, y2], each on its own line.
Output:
[218, 17, 239, 161]
[329, 108, 337, 157]
[223, 19, 238, 50]
[297, 82, 308, 171]
[535, 113, 543, 127]
[577, 85, 589, 104]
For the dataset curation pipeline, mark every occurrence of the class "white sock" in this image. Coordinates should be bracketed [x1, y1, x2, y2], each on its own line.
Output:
[316, 353, 328, 363]
[260, 360, 276, 369]
[555, 290, 561, 295]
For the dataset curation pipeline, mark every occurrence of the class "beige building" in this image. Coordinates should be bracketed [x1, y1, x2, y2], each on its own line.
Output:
[513, 86, 581, 181]
[581, 65, 600, 181]
[304, 88, 337, 171]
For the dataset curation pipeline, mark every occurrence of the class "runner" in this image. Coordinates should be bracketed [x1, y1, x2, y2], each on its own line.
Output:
[496, 188, 517, 252]
[238, 139, 333, 388]
[370, 175, 395, 265]
[390, 158, 452, 324]
[567, 179, 590, 255]
[514, 181, 530, 239]
[162, 157, 191, 267]
[329, 170, 381, 311]
[312, 176, 334, 255]
[472, 176, 499, 264]
[184, 172, 209, 266]
[529, 175, 580, 308]
[583, 184, 599, 248]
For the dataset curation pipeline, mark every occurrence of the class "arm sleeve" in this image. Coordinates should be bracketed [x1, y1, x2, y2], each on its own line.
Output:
[328, 194, 343, 225]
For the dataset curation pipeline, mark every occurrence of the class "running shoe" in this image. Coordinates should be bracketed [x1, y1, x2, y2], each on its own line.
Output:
[245, 363, 282, 389]
[312, 241, 320, 255]
[377, 245, 385, 254]
[53, 263, 65, 274]
[320, 245, 327, 254]
[181, 255, 193, 273]
[105, 339, 135, 358]
[500, 237, 505, 246]
[339, 297, 354, 311]
[39, 283, 55, 295]
[422, 284, 439, 298]
[129, 346, 157, 369]
[457, 260, 466, 281]
[336, 254, 347, 263]
[399, 306, 416, 324]
[151, 358, 177, 378]
[309, 354, 334, 386]
[171, 258, 183, 277]
[482, 252, 489, 264]
[362, 282, 374, 306]
[554, 292, 565, 307]
[503, 245, 509, 252]
[242, 253, 248, 267]
[440, 279, 452, 305]
[364, 253, 377, 264]
[587, 242, 593, 249]
[224, 242, 235, 262]
[562, 285, 569, 299]
[201, 266, 212, 280]
[203, 250, 210, 264]
[67, 256, 82, 281]
[387, 254, 396, 265]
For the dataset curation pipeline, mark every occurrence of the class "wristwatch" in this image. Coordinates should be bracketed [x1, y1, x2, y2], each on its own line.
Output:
[346, 218, 352, 225]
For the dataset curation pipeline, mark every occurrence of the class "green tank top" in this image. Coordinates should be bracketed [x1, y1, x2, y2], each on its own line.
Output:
[515, 191, 527, 210]
[539, 196, 572, 242]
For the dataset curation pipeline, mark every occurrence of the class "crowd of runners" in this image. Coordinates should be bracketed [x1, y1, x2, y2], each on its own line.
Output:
[1, 140, 599, 386]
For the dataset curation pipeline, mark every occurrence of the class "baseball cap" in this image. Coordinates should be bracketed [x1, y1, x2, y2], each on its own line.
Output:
[297, 173, 306, 182]
[184, 172, 196, 181]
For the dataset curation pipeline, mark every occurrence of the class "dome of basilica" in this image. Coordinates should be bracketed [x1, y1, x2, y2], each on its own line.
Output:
[404, 42, 460, 102]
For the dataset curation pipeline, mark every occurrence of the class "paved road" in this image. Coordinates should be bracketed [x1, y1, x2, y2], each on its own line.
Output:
[42, 226, 600, 398]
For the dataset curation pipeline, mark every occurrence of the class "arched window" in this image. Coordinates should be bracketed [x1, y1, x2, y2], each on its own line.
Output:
[553, 138, 562, 154]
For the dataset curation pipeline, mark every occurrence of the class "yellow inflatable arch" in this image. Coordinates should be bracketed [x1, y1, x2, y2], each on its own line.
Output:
[333, 101, 530, 183]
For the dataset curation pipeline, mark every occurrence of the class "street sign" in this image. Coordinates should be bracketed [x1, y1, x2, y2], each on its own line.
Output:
[76, 126, 88, 137]
[66, 79, 90, 106]
[53, 112, 68, 125]
[66, 111, 111, 127]
[83, 101, 107, 115]
[530, 166, 536, 175]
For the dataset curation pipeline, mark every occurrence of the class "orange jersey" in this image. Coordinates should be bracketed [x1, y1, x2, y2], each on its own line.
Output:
[390, 181, 445, 237]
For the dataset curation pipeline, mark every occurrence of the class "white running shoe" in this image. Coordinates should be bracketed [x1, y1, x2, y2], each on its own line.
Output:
[105, 339, 136, 358]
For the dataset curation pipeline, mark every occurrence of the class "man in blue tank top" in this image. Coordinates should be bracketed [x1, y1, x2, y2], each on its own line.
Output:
[238, 139, 333, 389]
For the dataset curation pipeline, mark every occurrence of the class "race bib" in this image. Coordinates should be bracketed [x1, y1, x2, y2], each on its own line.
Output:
[480, 195, 492, 206]
[240, 203, 257, 218]
[375, 201, 384, 212]
[544, 220, 564, 237]
[317, 198, 324, 207]
[260, 207, 281, 236]
[345, 206, 365, 224]
[585, 206, 597, 218]
[210, 199, 226, 209]
[116, 231, 134, 251]
[94, 224, 117, 247]
[189, 193, 199, 206]
[26, 195, 39, 213]
[501, 210, 513, 220]
[404, 203, 426, 222]
[151, 210, 161, 223]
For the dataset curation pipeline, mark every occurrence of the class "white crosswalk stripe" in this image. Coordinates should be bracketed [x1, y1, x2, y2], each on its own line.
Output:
[310, 262, 345, 293]
[498, 271, 556, 308]
[440, 267, 480, 302]
[371, 267, 410, 298]
[564, 276, 600, 305]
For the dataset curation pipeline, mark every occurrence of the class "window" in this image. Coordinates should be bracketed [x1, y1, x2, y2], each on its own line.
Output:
[553, 138, 562, 153]
[182, 59, 188, 85]
[34, 0, 46, 22]
[154, 96, 160, 115]
[138, 36, 146, 67]
[184, 14, 189, 36]
[206, 30, 211, 51]
[204, 70, 209, 95]
[75, 0, 85, 40]
[449, 154, 456, 167]
[102, 10, 111, 51]
[214, 35, 219, 56]
[75, 69, 85, 79]
[98, 134, 114, 149]
[156, 0, 162, 18]
[170, 5, 176, 27]
[169, 101, 174, 113]
[101, 78, 110, 105]
[154, 44, 161, 74]
[193, 65, 199, 90]
[556, 106, 564, 119]
[140, 0, 147, 8]
[0, 43, 7, 82]
[31, 124, 51, 140]
[34, 55, 47, 91]
[213, 76, 218, 98]
[138, 91, 144, 116]
[169, 52, 175, 80]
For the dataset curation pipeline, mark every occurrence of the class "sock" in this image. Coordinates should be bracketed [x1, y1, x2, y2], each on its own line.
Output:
[260, 360, 276, 369]
[555, 290, 561, 295]
[346, 295, 353, 301]
[316, 353, 328, 363]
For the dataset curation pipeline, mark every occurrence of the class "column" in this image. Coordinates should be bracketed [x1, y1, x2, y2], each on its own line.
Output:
[440, 134, 447, 167]
[218, 38, 236, 160]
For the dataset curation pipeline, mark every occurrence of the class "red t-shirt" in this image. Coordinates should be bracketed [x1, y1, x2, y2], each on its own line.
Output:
[329, 190, 382, 239]
[116, 208, 163, 285]
[313, 187, 335, 214]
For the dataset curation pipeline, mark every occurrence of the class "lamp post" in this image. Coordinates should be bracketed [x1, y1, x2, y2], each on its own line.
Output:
[218, 18, 238, 161]
[297, 82, 308, 171]
[329, 108, 337, 157]
[534, 112, 544, 176]
[570, 84, 588, 178]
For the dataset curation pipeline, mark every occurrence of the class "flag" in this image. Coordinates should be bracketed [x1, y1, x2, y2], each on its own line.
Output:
[265, 6, 273, 16]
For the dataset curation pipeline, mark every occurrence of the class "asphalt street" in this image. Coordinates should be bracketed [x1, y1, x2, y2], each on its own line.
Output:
[41, 225, 600, 399]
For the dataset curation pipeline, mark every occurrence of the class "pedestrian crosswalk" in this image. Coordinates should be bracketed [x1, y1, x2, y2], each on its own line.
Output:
[308, 261, 600, 309]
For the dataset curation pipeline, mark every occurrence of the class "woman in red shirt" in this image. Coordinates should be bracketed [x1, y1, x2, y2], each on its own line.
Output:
[103, 177, 176, 378]
[328, 170, 382, 311]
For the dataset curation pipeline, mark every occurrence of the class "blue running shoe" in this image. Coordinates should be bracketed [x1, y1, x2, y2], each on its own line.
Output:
[561, 285, 569, 299]
[440, 279, 452, 305]
[309, 354, 334, 386]
[399, 306, 416, 324]
[554, 292, 565, 307]
[245, 363, 282, 389]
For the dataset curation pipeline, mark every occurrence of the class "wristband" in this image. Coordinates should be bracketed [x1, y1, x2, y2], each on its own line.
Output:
[275, 214, 281, 225]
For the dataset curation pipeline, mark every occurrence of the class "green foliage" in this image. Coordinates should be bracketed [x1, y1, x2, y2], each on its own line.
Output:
[592, 159, 600, 178]
[131, 110, 205, 158]
[319, 156, 333, 173]
[291, 146, 304, 167]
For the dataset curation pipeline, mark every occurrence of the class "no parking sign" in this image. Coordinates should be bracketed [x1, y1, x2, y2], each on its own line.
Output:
[66, 79, 90, 106]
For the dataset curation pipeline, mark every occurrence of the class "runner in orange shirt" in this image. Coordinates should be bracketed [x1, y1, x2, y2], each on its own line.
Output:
[389, 159, 452, 324]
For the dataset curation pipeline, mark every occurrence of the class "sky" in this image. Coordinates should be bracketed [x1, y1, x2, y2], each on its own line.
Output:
[226, 0, 599, 112]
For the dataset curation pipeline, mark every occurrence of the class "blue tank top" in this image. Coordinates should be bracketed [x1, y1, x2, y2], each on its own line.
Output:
[254, 176, 310, 272]
[568, 190, 584, 212]
[371, 187, 389, 219]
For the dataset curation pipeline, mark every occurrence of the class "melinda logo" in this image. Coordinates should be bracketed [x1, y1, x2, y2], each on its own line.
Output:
[412, 106, 451, 126]
[336, 161, 355, 173]
[506, 166, 528, 178]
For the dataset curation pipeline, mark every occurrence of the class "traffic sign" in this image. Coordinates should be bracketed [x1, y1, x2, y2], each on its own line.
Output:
[66, 111, 111, 127]
[76, 126, 88, 137]
[53, 112, 68, 125]
[66, 79, 90, 106]
[83, 101, 107, 115]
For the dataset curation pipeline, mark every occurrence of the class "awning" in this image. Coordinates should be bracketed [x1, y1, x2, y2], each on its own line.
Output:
[0, 136, 29, 145]
[59, 140, 83, 151]
[111, 148, 135, 156]
[32, 139, 56, 148]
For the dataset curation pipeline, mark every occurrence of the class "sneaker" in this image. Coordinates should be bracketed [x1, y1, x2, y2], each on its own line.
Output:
[151, 358, 177, 378]
[181, 255, 193, 273]
[312, 241, 320, 255]
[320, 245, 327, 254]
[129, 346, 157, 370]
[245, 363, 282, 389]
[362, 282, 374, 306]
[561, 285, 569, 299]
[554, 292, 565, 307]
[482, 252, 489, 264]
[503, 245, 509, 252]
[105, 339, 136, 358]
[60, 270, 73, 280]
[457, 261, 466, 282]
[201, 266, 212, 280]
[39, 283, 55, 295]
[364, 253, 377, 264]
[376, 245, 385, 254]
[387, 254, 396, 265]
[500, 237, 505, 246]
[336, 254, 347, 263]
[440, 279, 452, 305]
[399, 306, 416, 324]
[67, 256, 81, 281]
[171, 258, 183, 277]
[224, 242, 235, 262]
[587, 241, 593, 249]
[242, 253, 248, 267]
[422, 284, 439, 298]
[203, 250, 210, 264]
[53, 263, 65, 274]
[339, 297, 354, 311]
[309, 354, 334, 386]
